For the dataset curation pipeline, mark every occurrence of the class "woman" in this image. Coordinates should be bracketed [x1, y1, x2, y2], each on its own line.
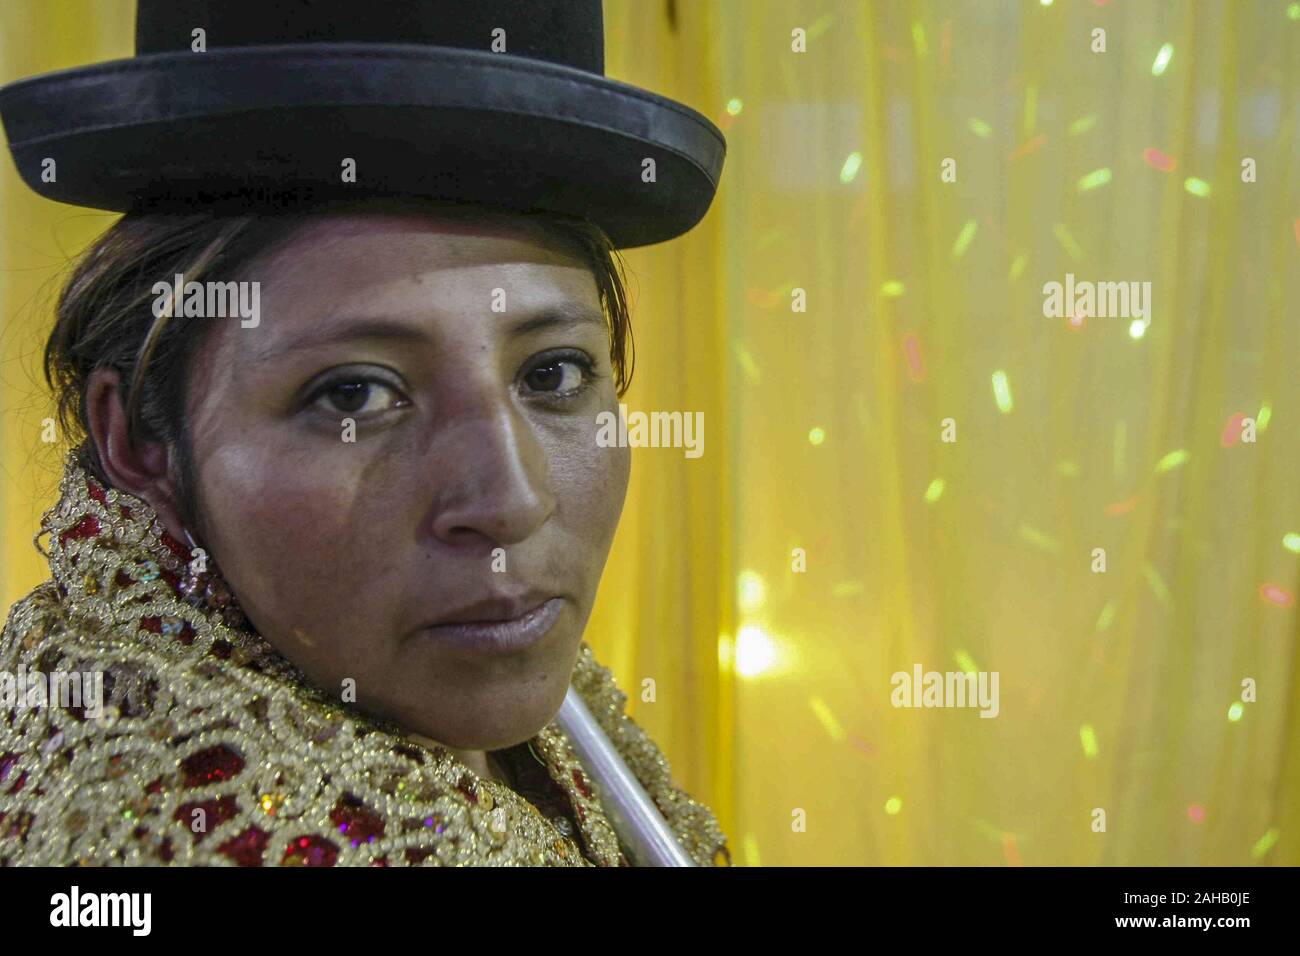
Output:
[0, 0, 728, 866]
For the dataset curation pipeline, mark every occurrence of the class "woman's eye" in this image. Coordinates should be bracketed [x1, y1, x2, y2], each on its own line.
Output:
[524, 357, 590, 395]
[310, 378, 407, 416]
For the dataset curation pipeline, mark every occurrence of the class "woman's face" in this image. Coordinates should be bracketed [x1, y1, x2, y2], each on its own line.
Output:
[181, 212, 630, 750]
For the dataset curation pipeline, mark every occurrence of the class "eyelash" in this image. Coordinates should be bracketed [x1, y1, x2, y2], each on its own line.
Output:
[301, 351, 601, 419]
[304, 372, 409, 418]
[521, 349, 601, 403]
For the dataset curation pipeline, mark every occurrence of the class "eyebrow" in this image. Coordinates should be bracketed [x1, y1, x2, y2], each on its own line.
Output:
[249, 304, 606, 364]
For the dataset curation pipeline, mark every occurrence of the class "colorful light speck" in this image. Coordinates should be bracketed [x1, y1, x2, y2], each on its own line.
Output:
[840, 151, 863, 184]
[1283, 532, 1300, 554]
[1228, 701, 1244, 722]
[924, 478, 945, 503]
[1155, 449, 1189, 473]
[1080, 724, 1099, 759]
[884, 796, 903, 815]
[1184, 176, 1212, 197]
[954, 650, 979, 674]
[1128, 319, 1147, 339]
[1018, 524, 1062, 554]
[1105, 495, 1140, 516]
[991, 369, 1013, 413]
[1260, 583, 1295, 608]
[1151, 43, 1174, 76]
[736, 626, 778, 678]
[1187, 804, 1206, 823]
[1221, 412, 1248, 447]
[808, 426, 826, 446]
[731, 342, 760, 384]
[1142, 563, 1171, 606]
[1068, 114, 1098, 136]
[911, 21, 927, 58]
[737, 570, 766, 612]
[1095, 601, 1116, 632]
[1002, 832, 1023, 867]
[951, 219, 978, 259]
[807, 13, 835, 41]
[1052, 223, 1084, 260]
[725, 97, 743, 116]
[810, 695, 845, 740]
[1009, 254, 1027, 279]
[1251, 828, 1279, 860]
[903, 333, 926, 382]
[1289, 3, 1300, 20]
[1257, 403, 1271, 430]
[1077, 167, 1112, 192]
[881, 280, 905, 297]
[968, 118, 993, 139]
[1009, 133, 1047, 161]
[1142, 147, 1176, 172]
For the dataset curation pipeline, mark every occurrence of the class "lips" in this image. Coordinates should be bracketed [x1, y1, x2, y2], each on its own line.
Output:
[430, 594, 557, 626]
[415, 595, 565, 655]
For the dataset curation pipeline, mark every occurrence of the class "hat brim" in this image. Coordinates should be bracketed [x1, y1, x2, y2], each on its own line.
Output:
[0, 43, 725, 249]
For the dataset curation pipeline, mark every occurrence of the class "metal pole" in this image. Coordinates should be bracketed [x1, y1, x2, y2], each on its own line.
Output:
[554, 684, 697, 867]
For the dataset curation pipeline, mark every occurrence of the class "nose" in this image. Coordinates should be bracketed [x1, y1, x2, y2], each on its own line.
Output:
[428, 395, 556, 549]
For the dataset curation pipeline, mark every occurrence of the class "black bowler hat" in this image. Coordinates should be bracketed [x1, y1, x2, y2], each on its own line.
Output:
[0, 0, 726, 249]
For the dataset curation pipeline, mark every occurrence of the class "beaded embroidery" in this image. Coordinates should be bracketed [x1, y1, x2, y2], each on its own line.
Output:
[0, 452, 730, 867]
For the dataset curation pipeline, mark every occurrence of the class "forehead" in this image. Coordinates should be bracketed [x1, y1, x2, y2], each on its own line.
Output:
[247, 211, 597, 292]
[192, 211, 605, 374]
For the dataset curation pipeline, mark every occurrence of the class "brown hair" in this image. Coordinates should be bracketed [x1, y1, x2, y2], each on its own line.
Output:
[43, 200, 636, 533]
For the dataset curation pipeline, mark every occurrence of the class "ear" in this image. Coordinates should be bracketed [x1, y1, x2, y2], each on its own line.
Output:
[84, 366, 189, 543]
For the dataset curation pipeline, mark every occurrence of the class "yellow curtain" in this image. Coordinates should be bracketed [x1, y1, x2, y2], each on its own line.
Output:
[599, 0, 1300, 866]
[1, 3, 134, 606]
[4, 0, 1299, 866]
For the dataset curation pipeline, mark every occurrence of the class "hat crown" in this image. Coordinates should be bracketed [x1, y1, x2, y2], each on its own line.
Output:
[136, 0, 606, 74]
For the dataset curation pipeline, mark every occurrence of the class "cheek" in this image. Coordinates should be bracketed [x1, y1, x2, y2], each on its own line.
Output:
[193, 446, 404, 642]
[547, 415, 630, 552]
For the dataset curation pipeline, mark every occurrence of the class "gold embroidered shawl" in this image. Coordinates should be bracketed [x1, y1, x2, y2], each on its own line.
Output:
[0, 453, 729, 867]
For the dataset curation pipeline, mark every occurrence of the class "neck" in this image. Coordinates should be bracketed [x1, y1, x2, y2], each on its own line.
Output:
[407, 733, 510, 786]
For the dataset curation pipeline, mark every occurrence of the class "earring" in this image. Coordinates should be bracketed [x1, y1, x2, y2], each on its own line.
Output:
[179, 529, 248, 629]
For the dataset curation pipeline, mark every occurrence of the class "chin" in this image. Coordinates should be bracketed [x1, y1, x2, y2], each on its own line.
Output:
[402, 666, 575, 750]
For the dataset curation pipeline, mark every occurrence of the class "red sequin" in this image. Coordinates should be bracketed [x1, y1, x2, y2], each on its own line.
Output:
[86, 480, 108, 505]
[159, 568, 183, 598]
[180, 744, 245, 786]
[218, 826, 269, 867]
[571, 769, 593, 799]
[175, 795, 240, 843]
[329, 794, 385, 846]
[159, 530, 191, 563]
[58, 515, 100, 545]
[282, 834, 339, 867]
[456, 773, 479, 805]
